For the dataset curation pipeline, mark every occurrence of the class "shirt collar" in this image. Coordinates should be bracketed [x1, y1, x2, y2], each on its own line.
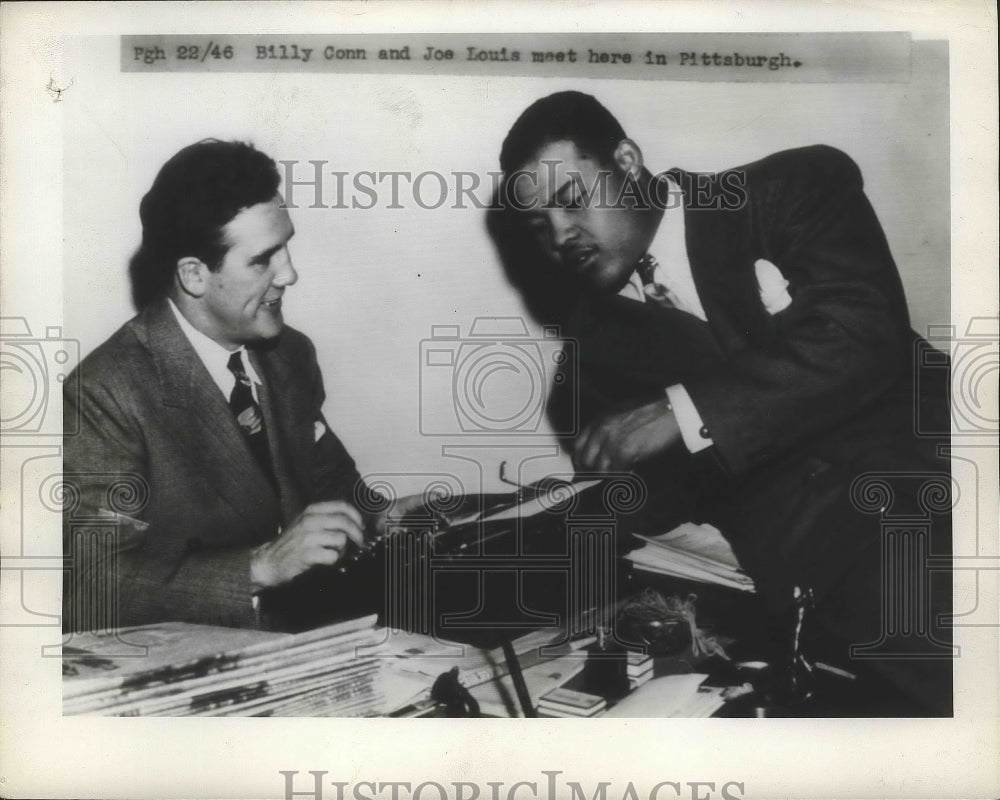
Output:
[620, 175, 682, 302]
[167, 298, 262, 394]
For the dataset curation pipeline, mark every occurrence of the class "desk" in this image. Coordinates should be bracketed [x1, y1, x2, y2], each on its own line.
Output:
[62, 484, 932, 716]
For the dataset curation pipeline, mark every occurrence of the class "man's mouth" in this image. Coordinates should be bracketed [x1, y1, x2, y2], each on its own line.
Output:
[565, 247, 597, 271]
[261, 297, 282, 310]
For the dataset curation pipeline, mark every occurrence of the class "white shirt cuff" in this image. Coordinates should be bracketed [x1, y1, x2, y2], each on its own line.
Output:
[665, 384, 714, 453]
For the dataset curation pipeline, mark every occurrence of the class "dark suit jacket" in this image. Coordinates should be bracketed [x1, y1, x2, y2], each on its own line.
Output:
[545, 145, 951, 610]
[62, 299, 362, 630]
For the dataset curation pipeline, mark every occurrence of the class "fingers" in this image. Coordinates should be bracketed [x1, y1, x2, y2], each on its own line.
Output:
[303, 500, 364, 528]
[572, 400, 678, 473]
[282, 529, 352, 572]
[298, 502, 367, 548]
[306, 531, 350, 564]
[573, 422, 616, 472]
[316, 514, 366, 549]
[254, 508, 365, 587]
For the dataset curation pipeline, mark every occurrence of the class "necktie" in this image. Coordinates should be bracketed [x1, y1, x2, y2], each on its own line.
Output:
[636, 254, 676, 309]
[227, 351, 276, 486]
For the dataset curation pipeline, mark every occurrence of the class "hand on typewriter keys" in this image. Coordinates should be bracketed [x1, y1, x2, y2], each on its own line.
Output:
[249, 501, 366, 589]
[332, 494, 452, 574]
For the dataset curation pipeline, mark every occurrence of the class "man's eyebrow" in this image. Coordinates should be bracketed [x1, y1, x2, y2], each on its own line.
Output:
[251, 240, 288, 263]
[251, 225, 295, 261]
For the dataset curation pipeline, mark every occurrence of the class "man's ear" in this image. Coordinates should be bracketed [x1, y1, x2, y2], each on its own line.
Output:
[175, 257, 210, 298]
[613, 139, 644, 178]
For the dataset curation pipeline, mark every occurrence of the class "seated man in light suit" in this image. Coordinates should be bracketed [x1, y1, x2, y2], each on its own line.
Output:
[63, 140, 377, 632]
[492, 92, 953, 714]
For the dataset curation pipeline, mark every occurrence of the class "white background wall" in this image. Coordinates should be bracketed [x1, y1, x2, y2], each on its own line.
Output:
[63, 39, 949, 495]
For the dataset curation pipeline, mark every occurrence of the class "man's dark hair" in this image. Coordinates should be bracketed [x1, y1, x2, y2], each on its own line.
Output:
[499, 91, 627, 176]
[128, 139, 281, 309]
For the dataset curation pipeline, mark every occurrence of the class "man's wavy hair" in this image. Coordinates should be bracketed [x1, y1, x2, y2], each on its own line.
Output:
[128, 139, 281, 309]
[499, 90, 627, 176]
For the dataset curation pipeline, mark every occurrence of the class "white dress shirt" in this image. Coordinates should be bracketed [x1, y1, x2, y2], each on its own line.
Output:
[618, 176, 714, 454]
[167, 298, 262, 403]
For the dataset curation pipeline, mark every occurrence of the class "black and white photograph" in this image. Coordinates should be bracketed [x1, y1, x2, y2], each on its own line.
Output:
[1, 2, 997, 799]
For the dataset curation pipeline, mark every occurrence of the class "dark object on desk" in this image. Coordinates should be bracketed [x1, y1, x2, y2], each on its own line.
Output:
[262, 481, 627, 641]
[430, 667, 480, 717]
[501, 639, 538, 717]
[784, 584, 816, 706]
[615, 589, 691, 654]
[615, 588, 733, 664]
[582, 639, 630, 701]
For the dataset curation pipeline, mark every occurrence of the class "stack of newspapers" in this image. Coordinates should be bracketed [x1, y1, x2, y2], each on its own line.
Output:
[625, 522, 756, 592]
[63, 614, 384, 717]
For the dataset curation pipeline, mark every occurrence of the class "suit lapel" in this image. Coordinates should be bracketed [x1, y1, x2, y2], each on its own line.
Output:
[249, 345, 307, 522]
[138, 302, 281, 530]
[667, 168, 773, 350]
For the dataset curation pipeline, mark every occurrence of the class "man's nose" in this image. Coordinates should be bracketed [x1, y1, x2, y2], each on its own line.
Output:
[272, 248, 298, 287]
[550, 210, 577, 249]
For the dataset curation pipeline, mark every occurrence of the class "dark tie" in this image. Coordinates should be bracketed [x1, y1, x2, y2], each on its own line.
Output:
[227, 351, 276, 487]
[636, 253, 676, 309]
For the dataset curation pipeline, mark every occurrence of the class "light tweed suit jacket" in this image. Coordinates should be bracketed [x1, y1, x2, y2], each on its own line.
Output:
[62, 299, 362, 630]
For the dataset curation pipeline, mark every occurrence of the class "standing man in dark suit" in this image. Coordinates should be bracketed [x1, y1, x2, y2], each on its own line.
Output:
[63, 140, 374, 632]
[494, 92, 952, 713]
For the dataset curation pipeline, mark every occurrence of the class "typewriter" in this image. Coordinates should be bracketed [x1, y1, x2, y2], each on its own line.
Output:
[260, 472, 640, 642]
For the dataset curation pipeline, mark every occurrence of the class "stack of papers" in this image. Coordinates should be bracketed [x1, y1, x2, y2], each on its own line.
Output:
[538, 687, 607, 718]
[63, 615, 384, 717]
[602, 673, 726, 718]
[627, 651, 654, 690]
[625, 522, 756, 592]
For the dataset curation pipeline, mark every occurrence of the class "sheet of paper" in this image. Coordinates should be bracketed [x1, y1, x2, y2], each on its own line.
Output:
[628, 521, 756, 591]
[448, 479, 603, 527]
[601, 673, 709, 718]
[636, 522, 742, 569]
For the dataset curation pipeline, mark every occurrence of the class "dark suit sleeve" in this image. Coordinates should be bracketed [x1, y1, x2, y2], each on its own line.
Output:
[63, 364, 258, 630]
[683, 147, 913, 474]
[294, 334, 365, 506]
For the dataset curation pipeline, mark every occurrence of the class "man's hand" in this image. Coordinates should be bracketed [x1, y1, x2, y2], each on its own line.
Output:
[572, 398, 682, 472]
[250, 501, 366, 590]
